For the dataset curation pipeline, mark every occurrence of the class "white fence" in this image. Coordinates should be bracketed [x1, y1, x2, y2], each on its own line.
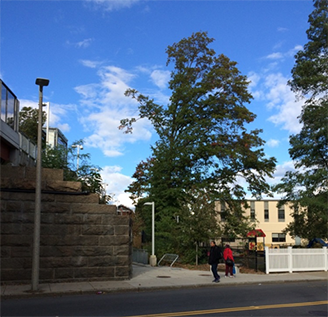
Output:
[265, 246, 328, 274]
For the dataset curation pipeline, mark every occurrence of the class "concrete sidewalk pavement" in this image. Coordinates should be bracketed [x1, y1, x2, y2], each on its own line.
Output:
[1, 265, 327, 298]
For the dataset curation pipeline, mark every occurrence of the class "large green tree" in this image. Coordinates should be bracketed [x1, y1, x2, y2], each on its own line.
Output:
[122, 32, 276, 257]
[275, 0, 328, 240]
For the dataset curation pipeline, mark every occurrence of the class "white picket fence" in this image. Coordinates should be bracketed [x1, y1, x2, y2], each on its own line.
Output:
[265, 246, 328, 274]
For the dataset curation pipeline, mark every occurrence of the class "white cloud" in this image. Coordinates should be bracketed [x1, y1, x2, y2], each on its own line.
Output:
[75, 64, 153, 157]
[277, 27, 288, 33]
[266, 52, 284, 60]
[76, 38, 93, 48]
[150, 70, 170, 89]
[101, 165, 135, 208]
[66, 38, 93, 48]
[264, 73, 303, 133]
[267, 139, 280, 147]
[79, 59, 102, 68]
[250, 72, 303, 134]
[264, 45, 302, 61]
[85, 0, 140, 12]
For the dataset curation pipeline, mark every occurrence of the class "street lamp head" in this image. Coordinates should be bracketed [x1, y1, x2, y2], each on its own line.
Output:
[72, 144, 83, 150]
[35, 78, 50, 87]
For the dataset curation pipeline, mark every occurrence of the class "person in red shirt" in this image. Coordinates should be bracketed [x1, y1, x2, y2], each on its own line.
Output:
[223, 244, 235, 277]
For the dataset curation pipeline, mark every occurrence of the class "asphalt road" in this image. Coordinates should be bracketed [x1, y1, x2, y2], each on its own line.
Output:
[2, 281, 327, 317]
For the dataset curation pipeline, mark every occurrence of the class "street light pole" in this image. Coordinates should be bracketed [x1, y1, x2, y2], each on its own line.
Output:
[32, 78, 49, 291]
[71, 144, 83, 174]
[144, 202, 156, 266]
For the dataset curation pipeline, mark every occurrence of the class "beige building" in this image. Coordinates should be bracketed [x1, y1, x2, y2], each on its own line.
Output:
[215, 200, 303, 248]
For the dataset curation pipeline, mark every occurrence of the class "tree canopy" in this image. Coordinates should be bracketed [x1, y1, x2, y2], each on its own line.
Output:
[19, 106, 46, 144]
[122, 32, 277, 258]
[17, 107, 111, 204]
[275, 0, 328, 240]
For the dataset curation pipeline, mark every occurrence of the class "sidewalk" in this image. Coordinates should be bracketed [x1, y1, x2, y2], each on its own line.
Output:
[1, 265, 327, 298]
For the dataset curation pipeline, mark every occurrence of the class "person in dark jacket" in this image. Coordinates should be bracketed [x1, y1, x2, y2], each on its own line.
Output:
[208, 240, 222, 283]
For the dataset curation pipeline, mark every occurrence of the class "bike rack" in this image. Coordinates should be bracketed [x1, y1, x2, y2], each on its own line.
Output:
[158, 254, 179, 268]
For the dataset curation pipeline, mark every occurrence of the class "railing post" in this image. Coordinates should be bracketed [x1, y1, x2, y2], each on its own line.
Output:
[265, 246, 269, 274]
[288, 246, 293, 273]
[323, 247, 327, 272]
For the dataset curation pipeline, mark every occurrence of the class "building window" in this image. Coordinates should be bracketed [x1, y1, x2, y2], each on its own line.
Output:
[0, 80, 19, 131]
[250, 201, 255, 221]
[264, 201, 269, 222]
[272, 233, 286, 242]
[278, 206, 285, 222]
[220, 202, 226, 222]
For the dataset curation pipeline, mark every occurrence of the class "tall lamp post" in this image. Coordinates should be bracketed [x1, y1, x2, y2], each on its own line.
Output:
[144, 202, 156, 266]
[71, 144, 83, 174]
[32, 78, 49, 291]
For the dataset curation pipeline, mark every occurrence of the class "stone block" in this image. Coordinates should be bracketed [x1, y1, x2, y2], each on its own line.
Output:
[40, 257, 73, 268]
[84, 214, 103, 224]
[5, 201, 23, 212]
[23, 201, 37, 212]
[12, 179, 37, 190]
[1, 235, 32, 246]
[1, 166, 26, 179]
[39, 268, 54, 280]
[12, 246, 33, 258]
[1, 269, 31, 282]
[113, 245, 130, 256]
[45, 181, 81, 192]
[114, 225, 129, 235]
[71, 203, 116, 214]
[25, 166, 36, 179]
[0, 200, 6, 212]
[2, 212, 34, 224]
[1, 257, 26, 269]
[115, 266, 131, 278]
[54, 214, 84, 224]
[41, 213, 55, 224]
[55, 193, 99, 204]
[103, 215, 130, 226]
[42, 235, 99, 247]
[82, 225, 114, 235]
[55, 268, 74, 279]
[113, 235, 130, 246]
[73, 267, 115, 279]
[41, 224, 69, 236]
[20, 223, 34, 235]
[73, 246, 114, 257]
[42, 168, 63, 181]
[1, 246, 11, 258]
[42, 202, 71, 213]
[87, 256, 113, 267]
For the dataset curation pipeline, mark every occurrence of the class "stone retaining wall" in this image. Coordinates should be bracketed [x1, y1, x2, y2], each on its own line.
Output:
[0, 166, 132, 284]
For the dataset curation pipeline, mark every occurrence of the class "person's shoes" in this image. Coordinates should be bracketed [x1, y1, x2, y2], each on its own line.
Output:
[212, 279, 217, 282]
[225, 275, 228, 278]
[230, 275, 233, 278]
[214, 278, 220, 283]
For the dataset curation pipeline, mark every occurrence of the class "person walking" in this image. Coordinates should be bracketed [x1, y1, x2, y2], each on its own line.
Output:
[208, 240, 222, 283]
[223, 244, 235, 277]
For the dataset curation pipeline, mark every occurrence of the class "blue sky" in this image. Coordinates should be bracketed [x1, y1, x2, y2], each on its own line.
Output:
[1, 0, 314, 208]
